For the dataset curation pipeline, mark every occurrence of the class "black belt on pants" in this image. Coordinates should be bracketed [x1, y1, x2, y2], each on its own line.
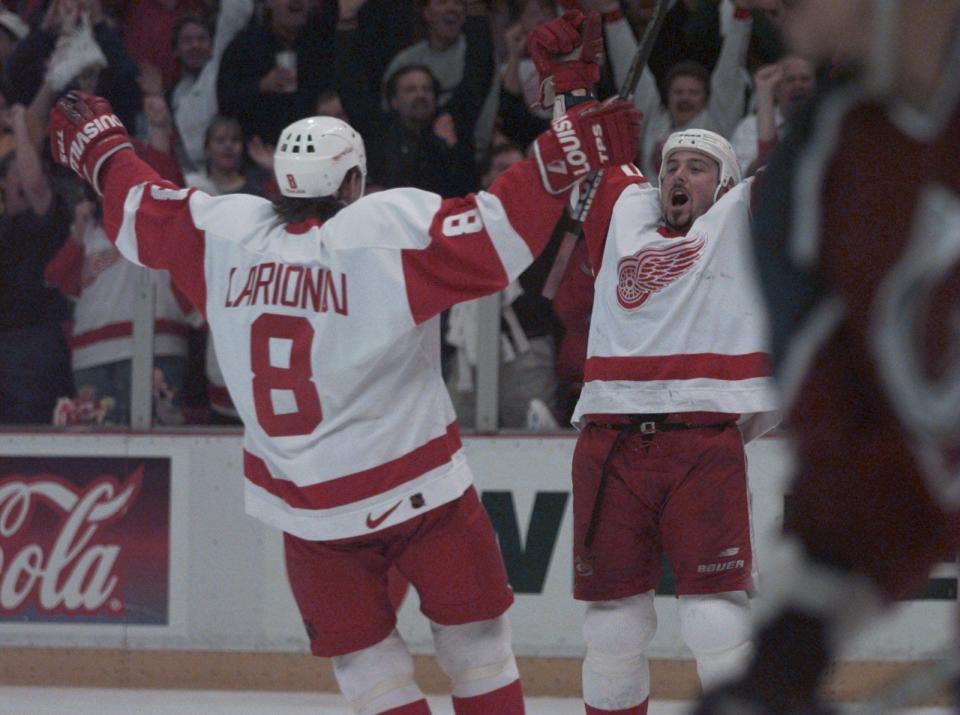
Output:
[588, 413, 730, 434]
[582, 414, 732, 549]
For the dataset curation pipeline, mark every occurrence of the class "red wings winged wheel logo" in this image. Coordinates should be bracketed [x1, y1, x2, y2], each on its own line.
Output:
[616, 235, 706, 310]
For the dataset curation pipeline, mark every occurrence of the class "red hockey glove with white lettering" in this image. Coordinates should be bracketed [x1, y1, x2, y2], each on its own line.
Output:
[528, 10, 602, 107]
[50, 91, 133, 195]
[533, 97, 642, 195]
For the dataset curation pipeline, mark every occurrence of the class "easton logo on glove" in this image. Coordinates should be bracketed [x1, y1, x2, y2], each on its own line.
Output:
[56, 113, 124, 174]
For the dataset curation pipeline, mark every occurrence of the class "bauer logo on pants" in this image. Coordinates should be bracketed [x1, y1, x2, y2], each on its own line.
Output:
[0, 456, 171, 624]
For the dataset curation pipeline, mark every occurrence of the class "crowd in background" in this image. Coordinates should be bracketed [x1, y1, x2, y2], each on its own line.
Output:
[0, 0, 814, 429]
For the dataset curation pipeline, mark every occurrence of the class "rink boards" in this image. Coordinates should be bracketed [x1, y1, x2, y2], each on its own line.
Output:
[0, 430, 954, 700]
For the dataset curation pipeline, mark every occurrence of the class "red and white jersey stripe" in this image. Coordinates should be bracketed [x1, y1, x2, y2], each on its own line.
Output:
[70, 223, 196, 371]
[573, 165, 780, 441]
[99, 152, 566, 539]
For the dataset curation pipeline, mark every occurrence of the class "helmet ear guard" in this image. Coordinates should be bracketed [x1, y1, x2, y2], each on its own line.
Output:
[273, 116, 367, 199]
[658, 129, 742, 203]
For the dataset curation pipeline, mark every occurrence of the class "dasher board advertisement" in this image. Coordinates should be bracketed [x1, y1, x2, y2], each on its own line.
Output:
[0, 456, 170, 626]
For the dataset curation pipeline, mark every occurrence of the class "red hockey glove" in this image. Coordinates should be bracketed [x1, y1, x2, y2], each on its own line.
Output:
[533, 97, 642, 195]
[50, 91, 133, 196]
[528, 10, 602, 107]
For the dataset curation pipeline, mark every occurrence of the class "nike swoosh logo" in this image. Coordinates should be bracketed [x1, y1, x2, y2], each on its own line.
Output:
[366, 500, 402, 529]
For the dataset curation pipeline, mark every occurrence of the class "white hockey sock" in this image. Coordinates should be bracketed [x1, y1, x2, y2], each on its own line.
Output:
[333, 630, 426, 715]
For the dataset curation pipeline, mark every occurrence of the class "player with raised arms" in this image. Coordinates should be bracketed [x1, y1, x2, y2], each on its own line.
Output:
[526, 9, 779, 715]
[48, 89, 640, 715]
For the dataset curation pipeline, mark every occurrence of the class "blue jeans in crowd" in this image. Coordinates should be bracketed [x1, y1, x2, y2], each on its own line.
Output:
[0, 321, 73, 425]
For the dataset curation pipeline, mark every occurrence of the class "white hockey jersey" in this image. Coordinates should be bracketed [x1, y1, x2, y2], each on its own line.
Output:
[99, 152, 567, 540]
[573, 166, 780, 441]
[70, 222, 196, 371]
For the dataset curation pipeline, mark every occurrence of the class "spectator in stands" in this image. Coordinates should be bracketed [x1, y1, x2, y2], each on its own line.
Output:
[498, 0, 553, 149]
[0, 9, 28, 63]
[110, 0, 207, 91]
[337, 13, 480, 199]
[217, 0, 337, 146]
[446, 142, 562, 430]
[0, 77, 15, 161]
[169, 1, 254, 173]
[335, 0, 482, 197]
[46, 96, 195, 426]
[380, 0, 498, 159]
[730, 54, 815, 175]
[600, 0, 782, 99]
[0, 103, 72, 424]
[14, 1, 116, 150]
[183, 115, 268, 197]
[182, 114, 269, 425]
[7, 0, 141, 129]
[314, 88, 348, 122]
[0, 19, 22, 165]
[619, 0, 657, 36]
[600, 0, 754, 178]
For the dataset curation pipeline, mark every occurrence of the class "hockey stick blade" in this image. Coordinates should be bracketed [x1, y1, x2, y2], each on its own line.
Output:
[541, 0, 671, 299]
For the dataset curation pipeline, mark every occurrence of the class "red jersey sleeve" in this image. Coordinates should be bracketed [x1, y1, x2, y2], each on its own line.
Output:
[99, 150, 208, 317]
[401, 159, 568, 324]
[580, 164, 647, 273]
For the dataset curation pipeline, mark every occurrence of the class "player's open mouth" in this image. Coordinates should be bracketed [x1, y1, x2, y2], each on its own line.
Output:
[671, 190, 689, 207]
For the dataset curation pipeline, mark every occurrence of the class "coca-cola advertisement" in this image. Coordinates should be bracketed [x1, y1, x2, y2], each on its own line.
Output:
[0, 457, 170, 625]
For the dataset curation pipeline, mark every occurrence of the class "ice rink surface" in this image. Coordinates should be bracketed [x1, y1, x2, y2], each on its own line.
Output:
[0, 688, 952, 715]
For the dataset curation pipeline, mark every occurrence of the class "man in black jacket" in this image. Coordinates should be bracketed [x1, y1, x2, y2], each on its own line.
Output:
[217, 0, 336, 146]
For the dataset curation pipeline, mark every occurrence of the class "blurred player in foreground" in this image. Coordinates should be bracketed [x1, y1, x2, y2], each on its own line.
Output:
[695, 1, 960, 713]
[48, 90, 640, 715]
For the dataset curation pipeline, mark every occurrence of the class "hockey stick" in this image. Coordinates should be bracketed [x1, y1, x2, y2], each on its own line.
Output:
[541, 0, 671, 299]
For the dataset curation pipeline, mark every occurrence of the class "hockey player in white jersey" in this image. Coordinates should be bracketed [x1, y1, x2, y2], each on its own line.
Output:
[528, 12, 780, 715]
[48, 90, 640, 715]
[572, 130, 780, 715]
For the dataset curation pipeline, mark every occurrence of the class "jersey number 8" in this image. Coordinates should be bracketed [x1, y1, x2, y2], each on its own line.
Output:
[441, 209, 482, 237]
[251, 313, 322, 437]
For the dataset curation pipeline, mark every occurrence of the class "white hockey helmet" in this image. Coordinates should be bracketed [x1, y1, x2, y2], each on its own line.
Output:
[659, 129, 741, 202]
[273, 116, 367, 199]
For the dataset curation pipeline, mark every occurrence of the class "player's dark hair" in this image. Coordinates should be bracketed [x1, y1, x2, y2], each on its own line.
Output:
[271, 167, 362, 224]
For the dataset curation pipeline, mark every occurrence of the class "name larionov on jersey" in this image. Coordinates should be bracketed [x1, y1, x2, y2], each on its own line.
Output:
[224, 262, 348, 314]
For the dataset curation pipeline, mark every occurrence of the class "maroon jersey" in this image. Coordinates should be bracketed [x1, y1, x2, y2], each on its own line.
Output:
[754, 84, 960, 600]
